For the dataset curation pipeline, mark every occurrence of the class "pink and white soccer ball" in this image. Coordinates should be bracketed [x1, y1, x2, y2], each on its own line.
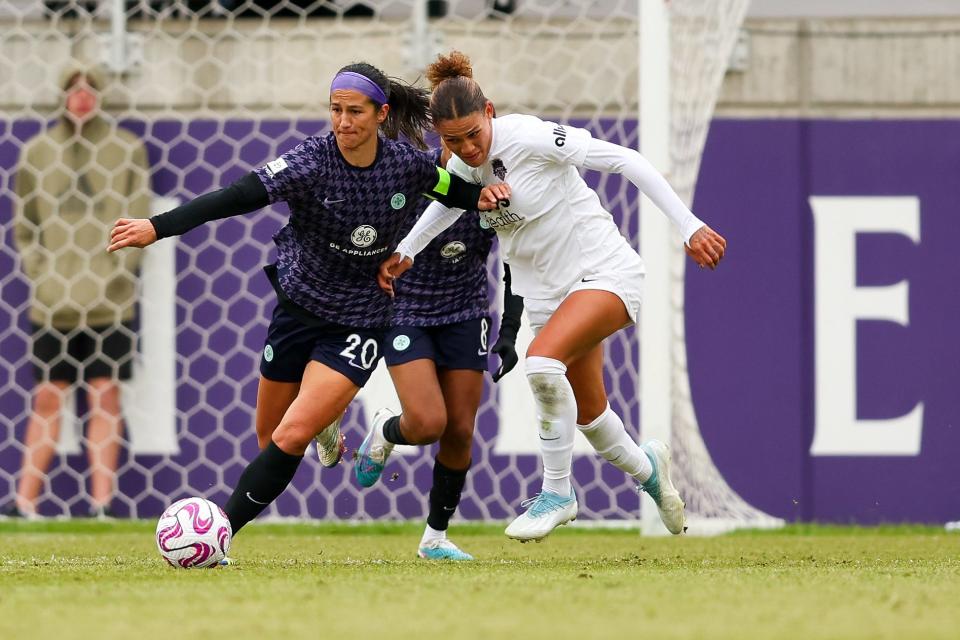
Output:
[156, 497, 232, 568]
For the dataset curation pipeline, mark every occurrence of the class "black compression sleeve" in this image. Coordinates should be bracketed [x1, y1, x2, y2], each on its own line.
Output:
[428, 168, 483, 210]
[500, 264, 524, 336]
[149, 171, 269, 240]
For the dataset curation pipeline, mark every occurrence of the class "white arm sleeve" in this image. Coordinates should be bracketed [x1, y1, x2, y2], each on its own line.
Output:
[581, 137, 705, 244]
[394, 200, 464, 263]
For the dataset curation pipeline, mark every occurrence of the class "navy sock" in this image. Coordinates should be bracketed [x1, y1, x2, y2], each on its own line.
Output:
[382, 415, 410, 445]
[223, 442, 303, 534]
[426, 458, 469, 531]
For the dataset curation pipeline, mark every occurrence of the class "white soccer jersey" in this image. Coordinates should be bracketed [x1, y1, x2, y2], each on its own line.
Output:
[397, 114, 704, 301]
[443, 115, 633, 299]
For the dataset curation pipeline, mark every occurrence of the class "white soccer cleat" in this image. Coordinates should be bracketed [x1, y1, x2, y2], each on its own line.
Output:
[314, 411, 346, 468]
[639, 440, 686, 535]
[504, 489, 578, 542]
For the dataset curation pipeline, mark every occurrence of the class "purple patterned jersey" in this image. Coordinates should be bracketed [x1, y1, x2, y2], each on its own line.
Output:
[254, 133, 446, 328]
[392, 149, 496, 326]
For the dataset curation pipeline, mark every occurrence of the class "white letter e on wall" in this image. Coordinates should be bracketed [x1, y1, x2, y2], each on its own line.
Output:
[810, 196, 922, 456]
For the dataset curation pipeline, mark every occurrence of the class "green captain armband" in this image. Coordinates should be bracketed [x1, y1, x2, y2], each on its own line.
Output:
[433, 166, 452, 197]
[424, 166, 482, 210]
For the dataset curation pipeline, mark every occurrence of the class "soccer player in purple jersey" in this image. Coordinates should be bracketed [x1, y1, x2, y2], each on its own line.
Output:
[350, 144, 524, 560]
[108, 62, 506, 538]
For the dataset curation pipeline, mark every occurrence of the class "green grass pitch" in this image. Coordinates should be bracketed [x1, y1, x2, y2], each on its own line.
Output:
[1, 521, 958, 639]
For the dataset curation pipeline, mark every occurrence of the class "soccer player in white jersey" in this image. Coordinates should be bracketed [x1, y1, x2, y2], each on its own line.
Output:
[380, 51, 727, 542]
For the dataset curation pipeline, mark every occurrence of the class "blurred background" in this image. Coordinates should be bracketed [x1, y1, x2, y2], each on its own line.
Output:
[0, 0, 957, 527]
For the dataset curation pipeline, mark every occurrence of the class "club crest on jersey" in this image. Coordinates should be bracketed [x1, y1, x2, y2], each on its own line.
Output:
[351, 225, 377, 248]
[492, 158, 508, 180]
[390, 193, 406, 210]
[440, 241, 466, 260]
[263, 344, 274, 362]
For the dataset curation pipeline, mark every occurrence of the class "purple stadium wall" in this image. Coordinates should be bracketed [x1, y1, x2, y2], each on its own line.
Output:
[1, 118, 957, 523]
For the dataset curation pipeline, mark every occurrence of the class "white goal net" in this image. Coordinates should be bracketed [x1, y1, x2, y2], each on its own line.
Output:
[0, 0, 779, 530]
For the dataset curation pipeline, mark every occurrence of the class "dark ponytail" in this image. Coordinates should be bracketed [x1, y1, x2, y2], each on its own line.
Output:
[338, 62, 430, 149]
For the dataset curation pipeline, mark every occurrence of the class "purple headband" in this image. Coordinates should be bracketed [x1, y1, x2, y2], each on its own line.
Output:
[330, 71, 388, 105]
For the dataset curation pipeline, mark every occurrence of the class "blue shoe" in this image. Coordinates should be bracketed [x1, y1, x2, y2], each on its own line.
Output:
[639, 440, 686, 534]
[504, 489, 578, 542]
[354, 408, 396, 488]
[418, 538, 474, 561]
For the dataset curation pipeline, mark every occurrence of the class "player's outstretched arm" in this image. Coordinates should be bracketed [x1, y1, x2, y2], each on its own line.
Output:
[108, 171, 269, 253]
[580, 138, 707, 246]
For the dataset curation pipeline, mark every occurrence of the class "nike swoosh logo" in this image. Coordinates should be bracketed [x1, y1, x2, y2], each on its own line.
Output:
[478, 349, 488, 356]
[245, 492, 269, 505]
[442, 506, 456, 511]
[539, 436, 561, 441]
[581, 277, 598, 283]
[323, 197, 346, 206]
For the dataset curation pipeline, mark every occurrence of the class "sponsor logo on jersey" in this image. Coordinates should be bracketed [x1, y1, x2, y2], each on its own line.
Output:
[390, 193, 407, 210]
[393, 335, 411, 351]
[351, 225, 377, 248]
[480, 209, 524, 229]
[263, 344, 274, 362]
[552, 125, 567, 148]
[329, 242, 389, 257]
[264, 157, 288, 177]
[492, 158, 508, 180]
[440, 241, 466, 259]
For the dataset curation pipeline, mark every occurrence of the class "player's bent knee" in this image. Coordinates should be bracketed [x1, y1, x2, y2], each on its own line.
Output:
[271, 421, 314, 456]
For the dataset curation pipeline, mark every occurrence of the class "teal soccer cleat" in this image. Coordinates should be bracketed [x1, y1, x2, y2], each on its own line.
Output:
[354, 408, 396, 488]
[417, 538, 475, 561]
[504, 489, 578, 542]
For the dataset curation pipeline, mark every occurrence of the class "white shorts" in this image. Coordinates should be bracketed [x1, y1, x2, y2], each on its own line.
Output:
[524, 262, 645, 333]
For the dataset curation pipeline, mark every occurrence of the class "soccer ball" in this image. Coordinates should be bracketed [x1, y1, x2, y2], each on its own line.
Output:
[156, 497, 232, 568]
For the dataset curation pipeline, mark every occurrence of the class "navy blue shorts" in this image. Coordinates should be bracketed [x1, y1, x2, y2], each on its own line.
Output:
[260, 304, 386, 388]
[384, 316, 491, 371]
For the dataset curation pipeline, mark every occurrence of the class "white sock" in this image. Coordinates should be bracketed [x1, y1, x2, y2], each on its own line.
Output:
[577, 404, 653, 483]
[526, 356, 577, 497]
[420, 524, 446, 546]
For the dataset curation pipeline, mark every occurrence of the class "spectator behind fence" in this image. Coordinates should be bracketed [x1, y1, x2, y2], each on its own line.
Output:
[5, 65, 151, 519]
